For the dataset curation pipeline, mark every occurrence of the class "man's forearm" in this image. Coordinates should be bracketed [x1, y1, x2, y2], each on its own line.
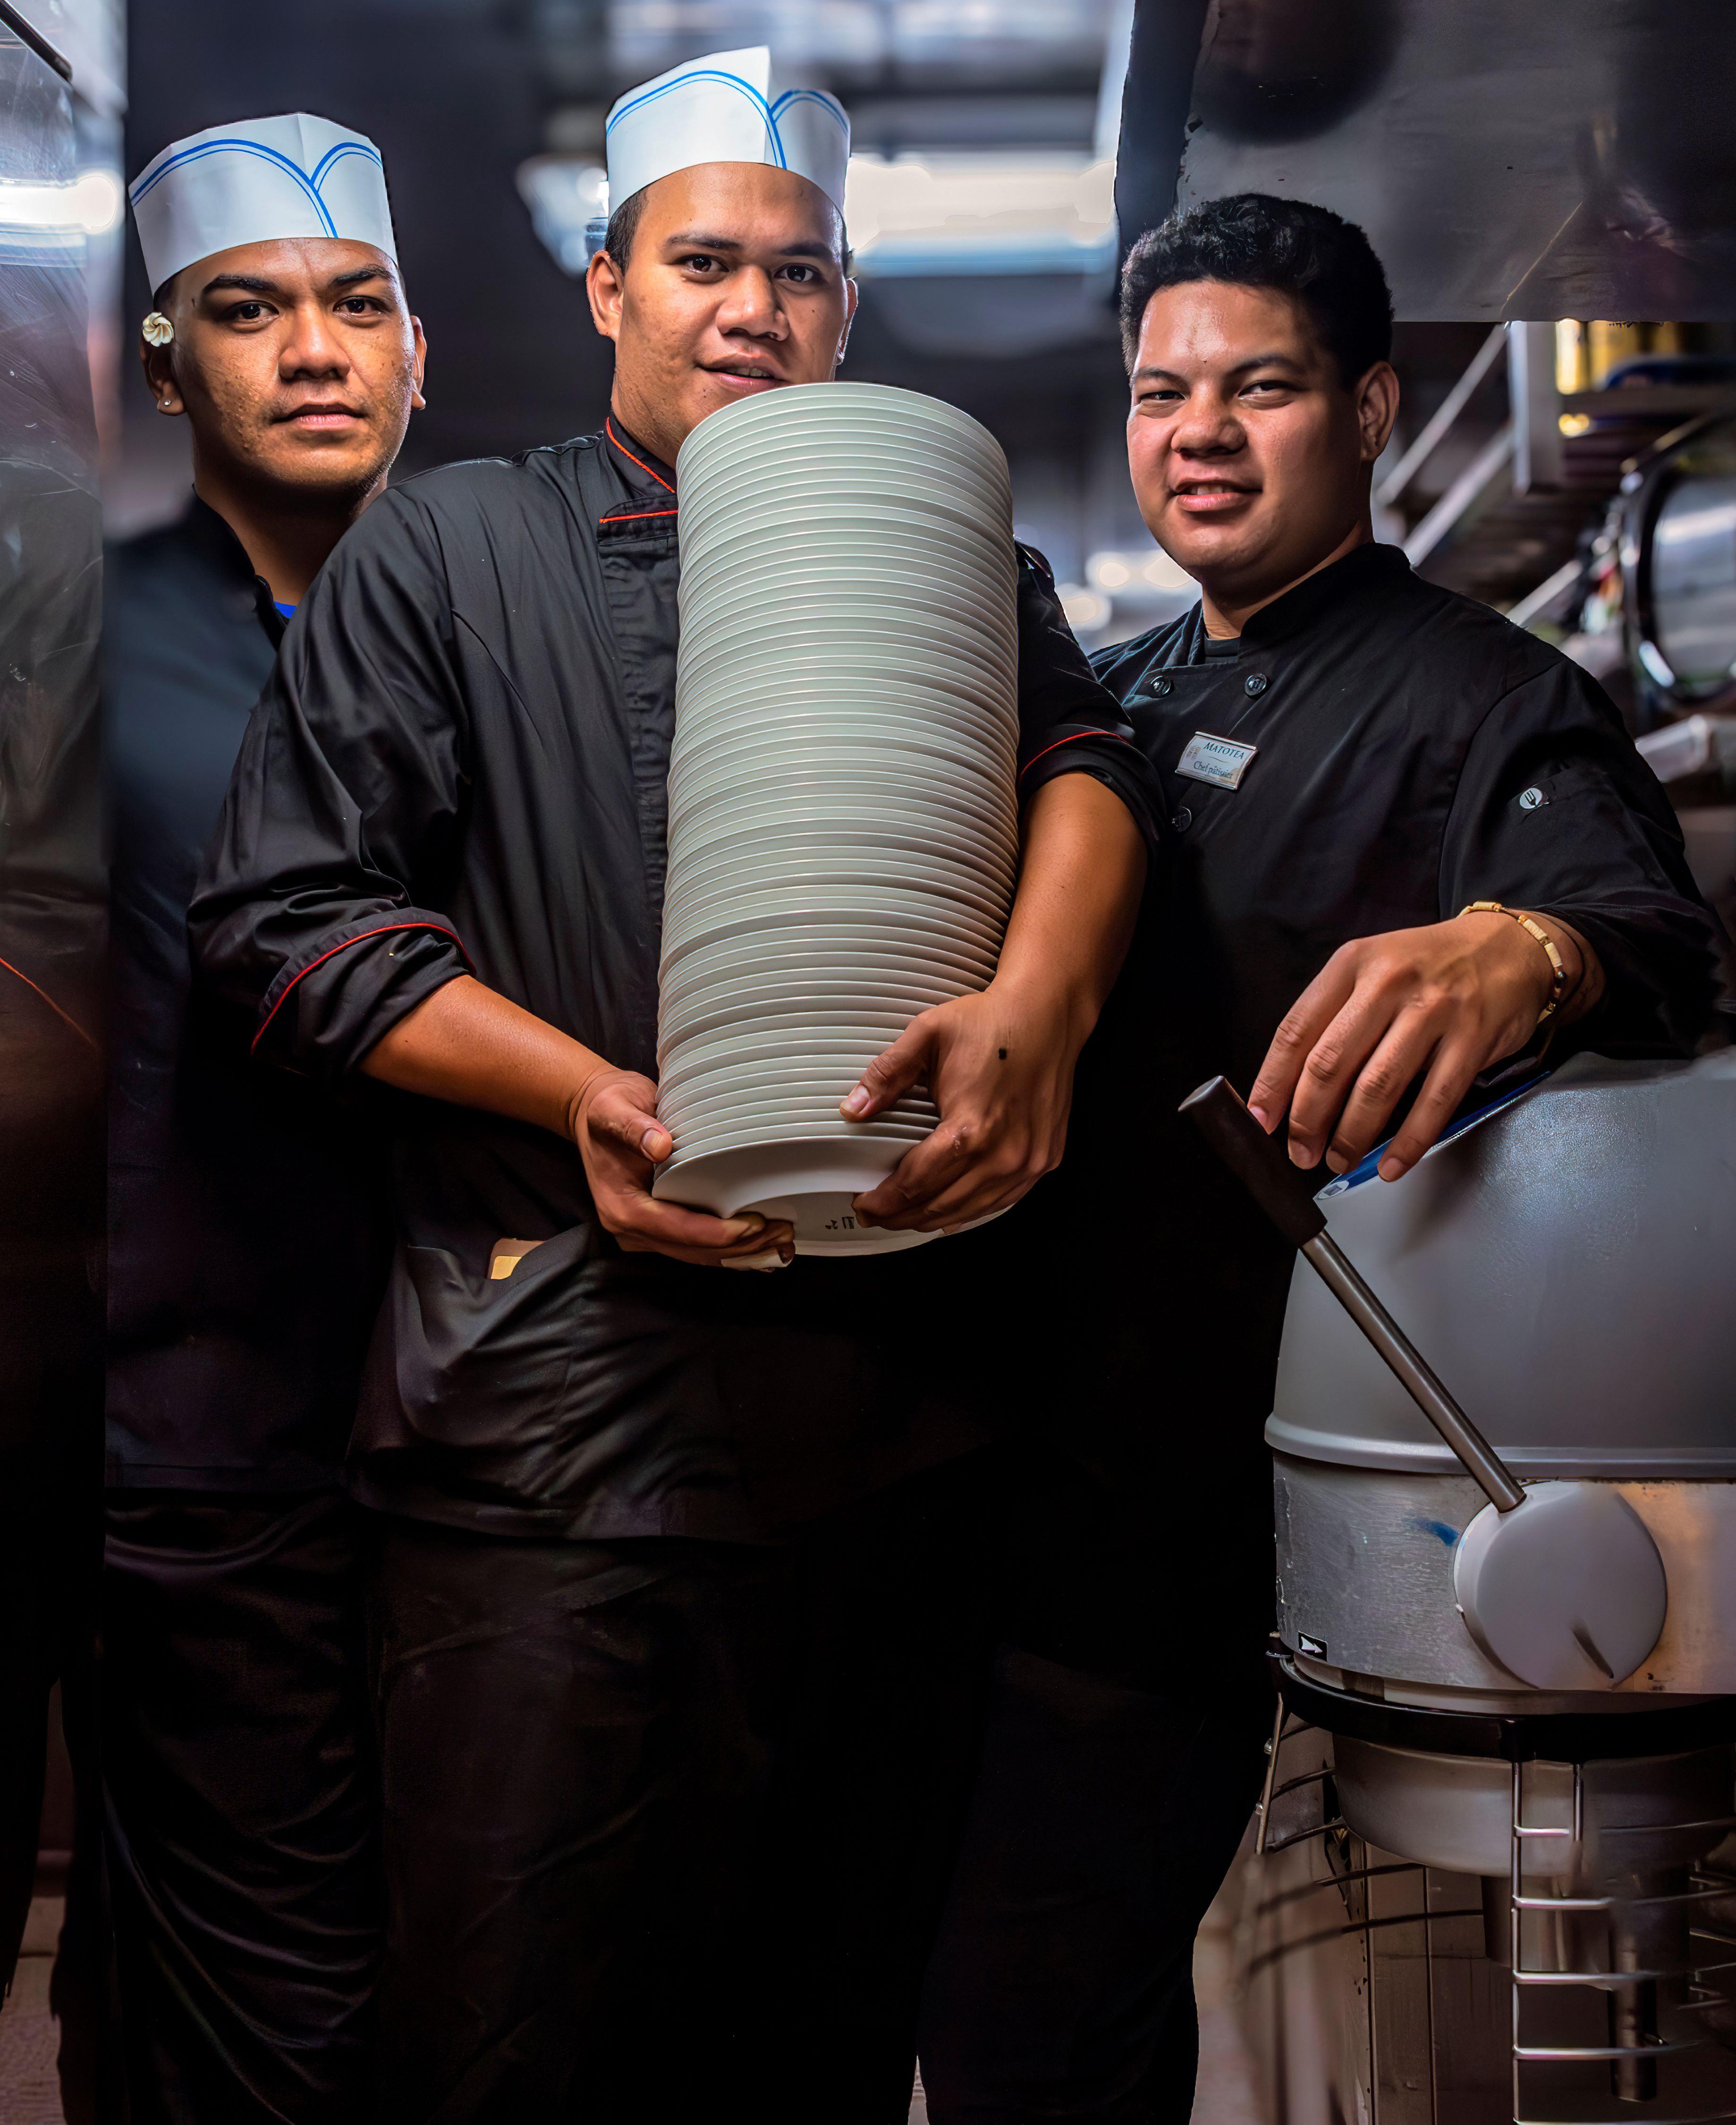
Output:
[360, 974, 604, 1139]
[361, 973, 788, 1264]
[994, 774, 1147, 1042]
[362, 778, 1146, 1144]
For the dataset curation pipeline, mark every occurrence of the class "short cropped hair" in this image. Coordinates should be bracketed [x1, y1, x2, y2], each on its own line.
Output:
[602, 182, 852, 273]
[603, 186, 650, 271]
[1118, 193, 1394, 386]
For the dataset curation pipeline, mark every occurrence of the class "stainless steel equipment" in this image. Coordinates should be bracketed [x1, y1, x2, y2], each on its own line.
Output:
[1186, 1060, 1736, 2124]
[1117, 0, 1736, 323]
[1623, 414, 1736, 720]
[0, 0, 106, 1988]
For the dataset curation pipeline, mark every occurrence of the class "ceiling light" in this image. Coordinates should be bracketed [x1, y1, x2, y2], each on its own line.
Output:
[1087, 547, 1196, 598]
[1141, 549, 1193, 589]
[72, 170, 122, 235]
[517, 156, 608, 275]
[1059, 585, 1110, 632]
[0, 168, 123, 238]
[845, 153, 1117, 278]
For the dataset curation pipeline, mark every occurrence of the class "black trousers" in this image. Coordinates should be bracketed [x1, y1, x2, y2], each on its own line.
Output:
[916, 1645, 1272, 2124]
[102, 1491, 383, 2125]
[367, 1453, 995, 2125]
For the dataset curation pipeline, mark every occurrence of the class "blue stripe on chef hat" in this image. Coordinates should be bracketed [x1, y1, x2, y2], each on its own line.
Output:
[604, 47, 849, 215]
[131, 140, 343, 232]
[608, 69, 787, 169]
[128, 113, 396, 292]
[771, 88, 850, 136]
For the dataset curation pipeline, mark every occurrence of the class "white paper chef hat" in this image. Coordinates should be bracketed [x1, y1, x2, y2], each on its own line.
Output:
[605, 47, 849, 218]
[129, 114, 397, 294]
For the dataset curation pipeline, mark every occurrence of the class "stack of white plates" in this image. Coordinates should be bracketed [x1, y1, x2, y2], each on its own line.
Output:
[652, 382, 1019, 1256]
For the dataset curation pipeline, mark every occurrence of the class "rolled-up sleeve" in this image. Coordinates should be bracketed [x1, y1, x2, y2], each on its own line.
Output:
[1011, 544, 1164, 860]
[189, 492, 475, 1078]
[1441, 659, 1721, 1053]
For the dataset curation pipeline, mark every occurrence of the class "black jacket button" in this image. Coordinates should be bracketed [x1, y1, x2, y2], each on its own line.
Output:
[1170, 806, 1193, 833]
[1244, 672, 1268, 697]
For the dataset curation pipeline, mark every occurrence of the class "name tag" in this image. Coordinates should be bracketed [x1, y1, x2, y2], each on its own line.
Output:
[1175, 731, 1259, 790]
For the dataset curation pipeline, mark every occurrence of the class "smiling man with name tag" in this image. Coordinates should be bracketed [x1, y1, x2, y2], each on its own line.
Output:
[915, 194, 1720, 2125]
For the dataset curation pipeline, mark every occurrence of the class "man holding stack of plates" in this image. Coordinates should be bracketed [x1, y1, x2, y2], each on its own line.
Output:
[191, 45, 1160, 2124]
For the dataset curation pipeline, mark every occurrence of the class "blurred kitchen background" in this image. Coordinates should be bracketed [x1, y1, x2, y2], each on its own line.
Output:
[2, 0, 1736, 2116]
[105, 0, 1736, 883]
[92, 0, 1736, 757]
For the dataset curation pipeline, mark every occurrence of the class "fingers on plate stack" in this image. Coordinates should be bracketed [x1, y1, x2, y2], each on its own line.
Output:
[652, 381, 1020, 1257]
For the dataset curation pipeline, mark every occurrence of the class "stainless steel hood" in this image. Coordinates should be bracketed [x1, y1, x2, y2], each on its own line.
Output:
[1117, 0, 1736, 320]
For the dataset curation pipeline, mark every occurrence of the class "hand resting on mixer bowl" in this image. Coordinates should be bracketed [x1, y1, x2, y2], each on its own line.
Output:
[1247, 904, 1604, 1184]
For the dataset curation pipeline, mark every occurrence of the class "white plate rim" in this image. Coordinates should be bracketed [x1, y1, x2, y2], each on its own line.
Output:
[659, 900, 1008, 975]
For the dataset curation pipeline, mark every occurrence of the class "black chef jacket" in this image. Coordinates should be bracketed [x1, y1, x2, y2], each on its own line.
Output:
[190, 422, 1160, 1543]
[107, 498, 391, 1491]
[982, 538, 1720, 1681]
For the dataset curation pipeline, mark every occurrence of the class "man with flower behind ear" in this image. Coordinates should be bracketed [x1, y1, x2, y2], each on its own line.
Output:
[105, 113, 424, 2123]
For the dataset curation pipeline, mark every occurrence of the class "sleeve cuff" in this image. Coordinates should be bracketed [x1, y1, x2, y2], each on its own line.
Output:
[254, 911, 474, 1075]
[1529, 902, 1720, 1056]
[1017, 729, 1166, 863]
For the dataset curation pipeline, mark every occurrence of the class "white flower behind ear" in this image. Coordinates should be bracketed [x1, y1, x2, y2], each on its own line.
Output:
[141, 311, 175, 347]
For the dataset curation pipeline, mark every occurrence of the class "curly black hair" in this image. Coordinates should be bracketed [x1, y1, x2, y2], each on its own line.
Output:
[1118, 193, 1393, 386]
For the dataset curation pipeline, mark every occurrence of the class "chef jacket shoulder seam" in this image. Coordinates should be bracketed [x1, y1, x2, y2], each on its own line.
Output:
[385, 443, 597, 522]
[364, 458, 595, 597]
[389, 456, 516, 500]
[1089, 618, 1184, 683]
[1469, 654, 1609, 745]
[1418, 575, 1574, 689]
[448, 609, 549, 753]
[1435, 663, 1599, 911]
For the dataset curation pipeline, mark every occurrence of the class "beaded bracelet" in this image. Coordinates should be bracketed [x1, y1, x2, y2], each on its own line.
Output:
[1459, 900, 1568, 1019]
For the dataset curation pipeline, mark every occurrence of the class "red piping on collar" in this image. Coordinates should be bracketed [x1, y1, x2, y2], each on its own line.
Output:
[605, 417, 675, 494]
[599, 506, 679, 526]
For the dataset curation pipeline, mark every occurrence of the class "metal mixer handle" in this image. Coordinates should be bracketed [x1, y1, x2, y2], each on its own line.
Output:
[1177, 1075, 1329, 1248]
[1181, 1077, 1526, 1515]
